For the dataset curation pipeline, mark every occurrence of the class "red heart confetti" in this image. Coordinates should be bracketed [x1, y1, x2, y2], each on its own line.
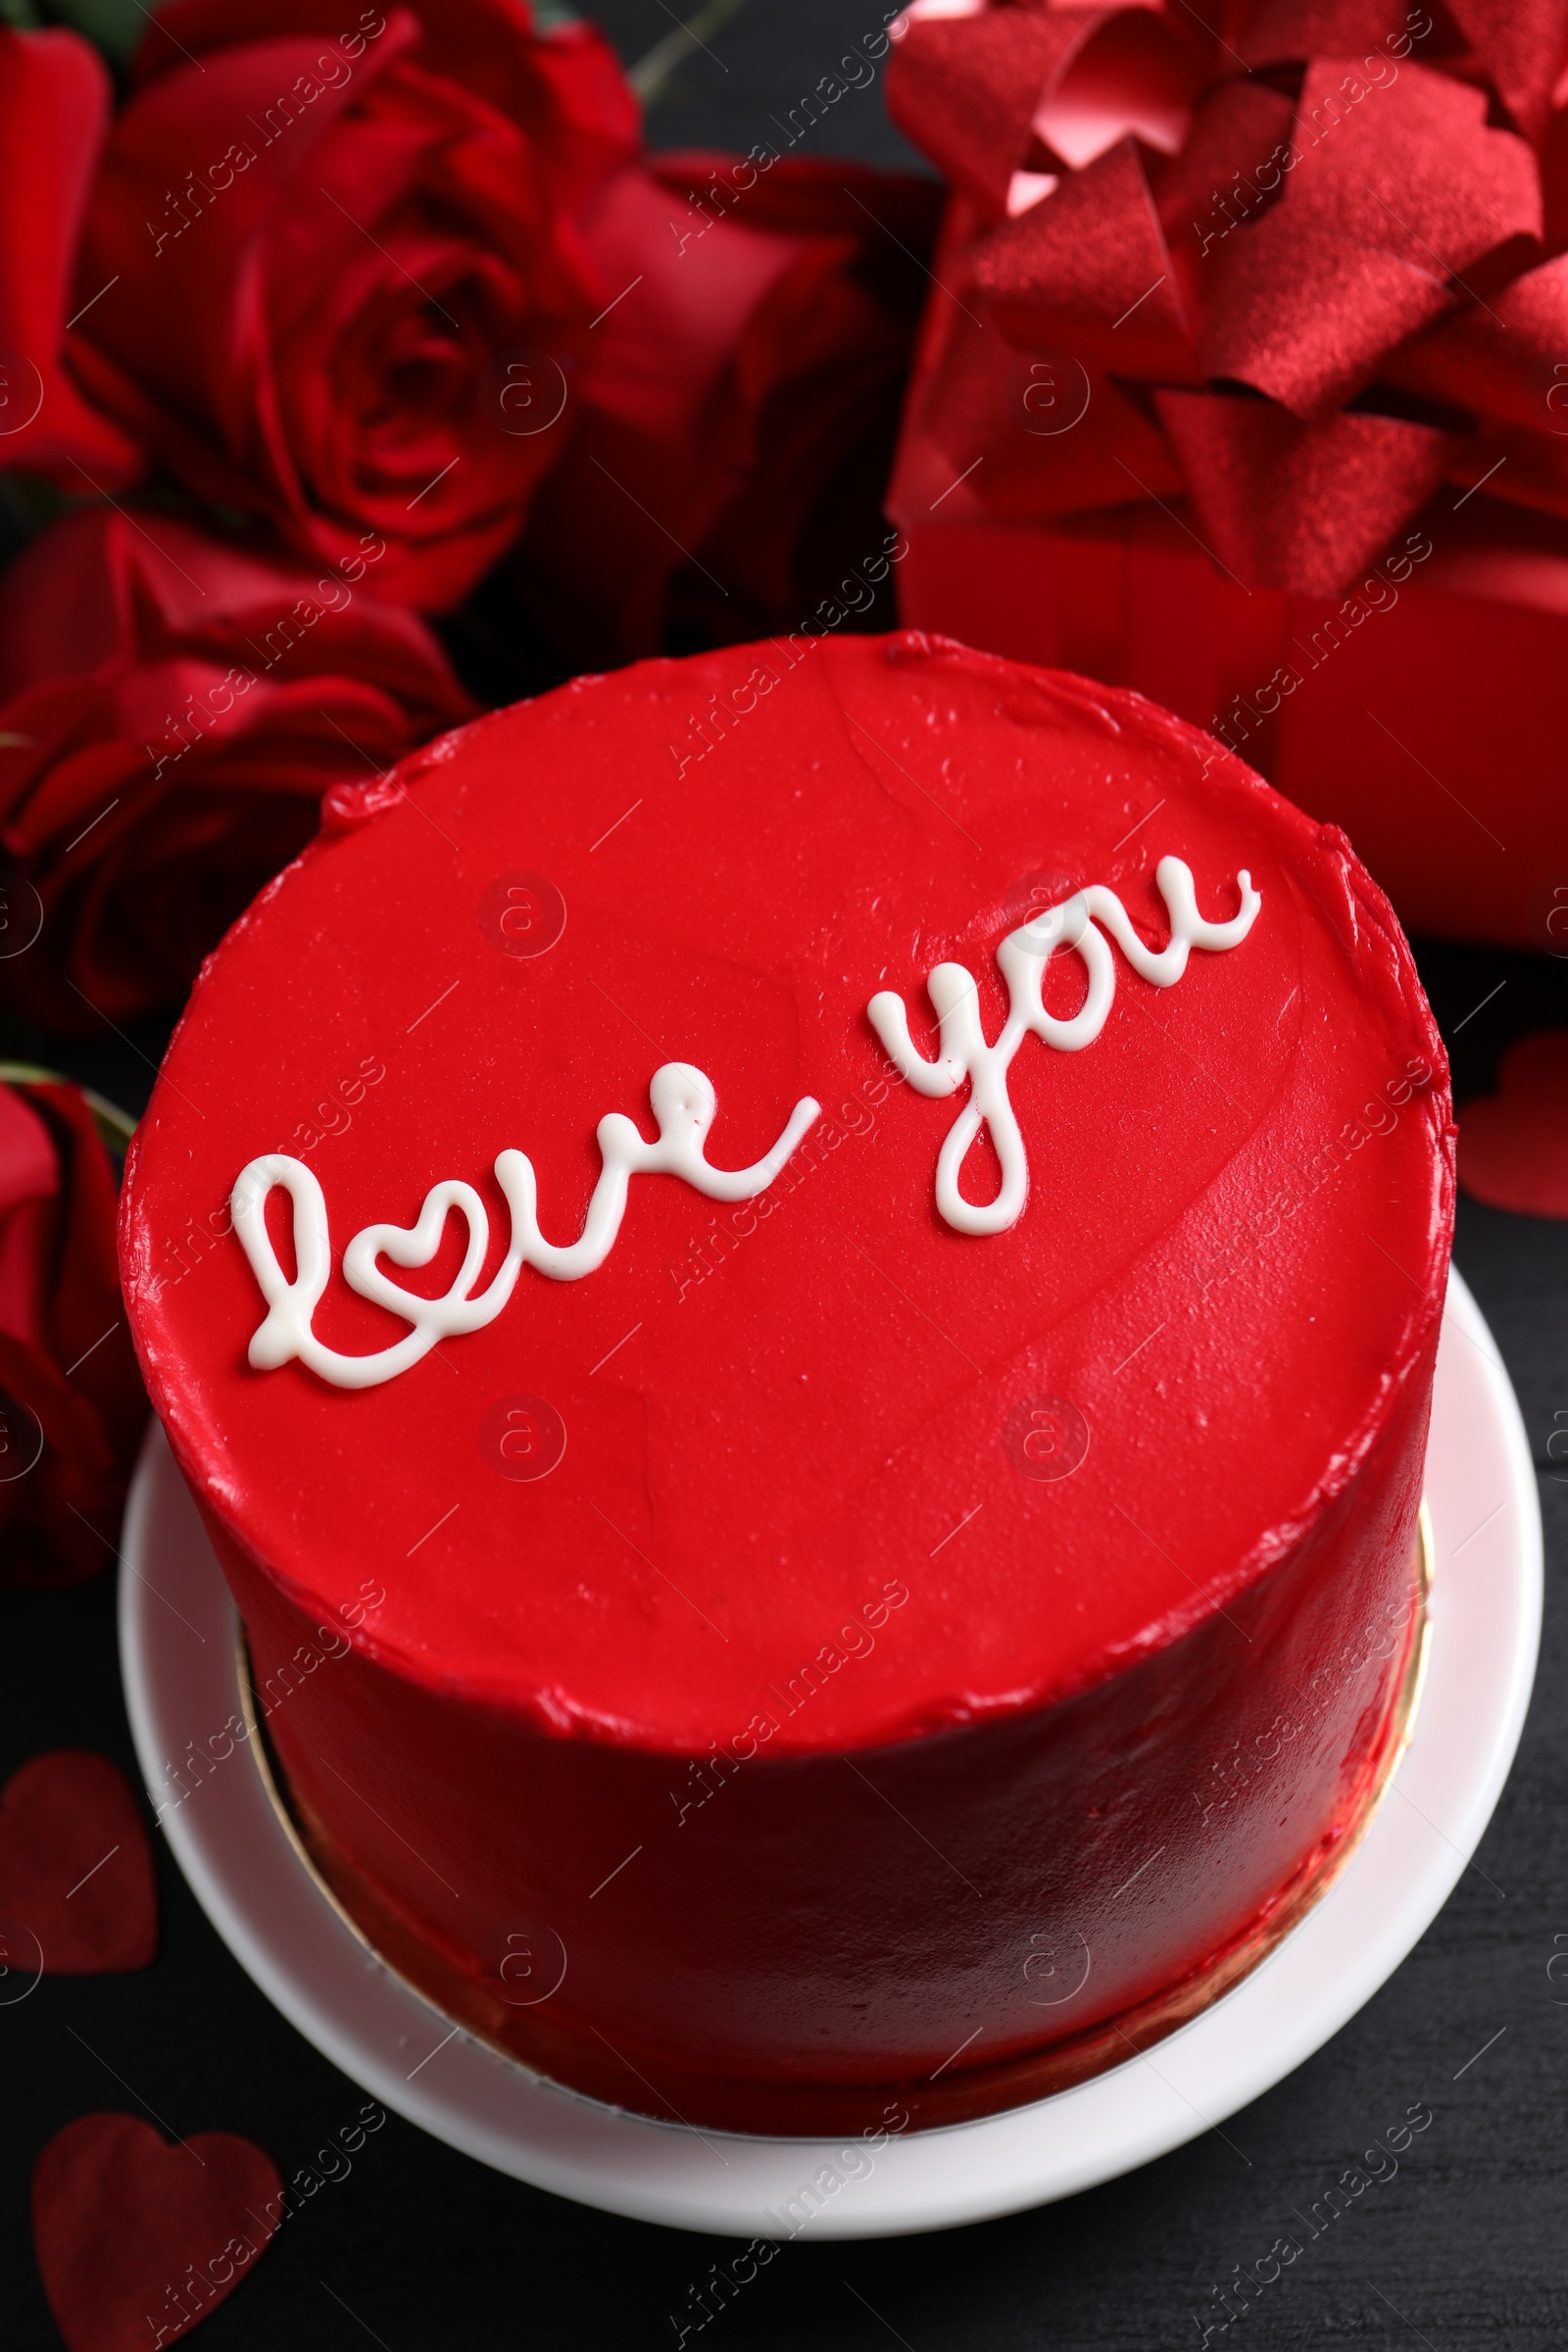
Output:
[0, 1750, 155, 1974]
[32, 2113, 282, 2352]
[1458, 1032, 1568, 1221]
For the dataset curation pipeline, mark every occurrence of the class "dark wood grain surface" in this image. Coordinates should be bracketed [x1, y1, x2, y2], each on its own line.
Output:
[5, 10, 1565, 2344]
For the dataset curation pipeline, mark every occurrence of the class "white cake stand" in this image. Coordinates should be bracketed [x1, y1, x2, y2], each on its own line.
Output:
[119, 1267, 1541, 2238]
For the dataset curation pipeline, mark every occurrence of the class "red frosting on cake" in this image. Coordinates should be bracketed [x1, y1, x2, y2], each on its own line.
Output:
[122, 633, 1453, 2132]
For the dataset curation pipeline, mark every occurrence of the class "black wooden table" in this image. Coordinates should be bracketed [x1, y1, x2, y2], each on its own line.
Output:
[6, 8, 1566, 2344]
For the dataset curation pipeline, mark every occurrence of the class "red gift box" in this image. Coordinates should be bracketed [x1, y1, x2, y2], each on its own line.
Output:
[884, 1, 1568, 953]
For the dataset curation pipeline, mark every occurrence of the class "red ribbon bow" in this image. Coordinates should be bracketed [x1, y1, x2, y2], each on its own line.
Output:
[888, 0, 1568, 594]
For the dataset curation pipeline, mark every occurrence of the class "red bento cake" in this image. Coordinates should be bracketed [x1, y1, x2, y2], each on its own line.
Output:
[121, 631, 1453, 2134]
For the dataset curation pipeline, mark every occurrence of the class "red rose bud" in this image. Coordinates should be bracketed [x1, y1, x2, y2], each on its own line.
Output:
[0, 505, 475, 1030]
[0, 29, 141, 484]
[512, 156, 940, 664]
[66, 0, 640, 610]
[0, 1077, 146, 1586]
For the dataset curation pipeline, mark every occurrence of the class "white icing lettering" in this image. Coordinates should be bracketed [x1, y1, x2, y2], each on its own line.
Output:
[869, 857, 1259, 1236]
[233, 1063, 819, 1390]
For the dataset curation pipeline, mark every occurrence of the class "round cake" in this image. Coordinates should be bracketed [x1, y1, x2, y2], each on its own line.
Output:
[121, 630, 1453, 2134]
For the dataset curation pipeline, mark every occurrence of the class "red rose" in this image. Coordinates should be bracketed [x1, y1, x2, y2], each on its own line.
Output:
[67, 1, 639, 609]
[0, 505, 474, 1030]
[0, 28, 139, 483]
[511, 155, 941, 663]
[0, 1075, 146, 1585]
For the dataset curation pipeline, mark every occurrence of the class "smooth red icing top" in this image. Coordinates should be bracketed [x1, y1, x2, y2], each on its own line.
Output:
[122, 633, 1450, 1754]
